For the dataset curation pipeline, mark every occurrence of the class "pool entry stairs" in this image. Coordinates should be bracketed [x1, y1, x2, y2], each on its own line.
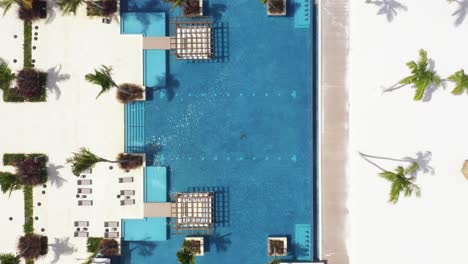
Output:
[124, 102, 145, 153]
[295, 224, 312, 261]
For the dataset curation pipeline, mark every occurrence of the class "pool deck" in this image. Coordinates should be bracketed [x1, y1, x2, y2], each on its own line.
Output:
[0, 6, 144, 263]
[319, 0, 349, 264]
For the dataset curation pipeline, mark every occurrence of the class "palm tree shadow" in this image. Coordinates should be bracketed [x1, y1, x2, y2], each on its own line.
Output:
[360, 151, 434, 177]
[149, 74, 180, 102]
[403, 151, 434, 176]
[47, 65, 70, 100]
[451, 0, 468, 26]
[208, 232, 232, 252]
[44, 0, 57, 24]
[47, 163, 67, 188]
[48, 237, 77, 264]
[367, 0, 407, 22]
[129, 241, 157, 257]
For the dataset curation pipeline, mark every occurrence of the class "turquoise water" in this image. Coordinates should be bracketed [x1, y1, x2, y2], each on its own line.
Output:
[144, 166, 167, 202]
[120, 0, 316, 263]
[122, 218, 168, 241]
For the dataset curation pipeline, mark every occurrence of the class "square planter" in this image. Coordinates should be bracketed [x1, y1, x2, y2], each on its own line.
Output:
[185, 237, 204, 256]
[268, 237, 287, 257]
[183, 0, 203, 17]
[267, 0, 287, 16]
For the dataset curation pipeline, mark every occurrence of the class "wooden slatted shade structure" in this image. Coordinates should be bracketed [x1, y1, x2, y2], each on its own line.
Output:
[169, 16, 213, 60]
[171, 192, 214, 234]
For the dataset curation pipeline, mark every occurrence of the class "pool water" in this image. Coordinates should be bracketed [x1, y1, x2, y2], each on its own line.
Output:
[120, 0, 316, 263]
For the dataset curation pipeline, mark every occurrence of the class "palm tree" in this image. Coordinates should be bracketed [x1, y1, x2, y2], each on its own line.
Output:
[0, 0, 31, 16]
[384, 49, 441, 101]
[0, 61, 15, 91]
[66, 148, 142, 176]
[66, 148, 107, 176]
[85, 65, 143, 103]
[360, 152, 421, 204]
[176, 240, 196, 264]
[0, 171, 21, 197]
[448, 69, 468, 95]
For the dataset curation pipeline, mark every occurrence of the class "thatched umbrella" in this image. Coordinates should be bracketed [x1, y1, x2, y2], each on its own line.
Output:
[462, 160, 468, 180]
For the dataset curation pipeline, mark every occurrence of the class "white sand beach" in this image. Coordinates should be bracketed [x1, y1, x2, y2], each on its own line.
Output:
[349, 0, 468, 263]
[0, 5, 144, 263]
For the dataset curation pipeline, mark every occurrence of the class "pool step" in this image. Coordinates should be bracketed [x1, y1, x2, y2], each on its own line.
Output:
[294, 224, 311, 260]
[294, 0, 311, 29]
[125, 101, 145, 153]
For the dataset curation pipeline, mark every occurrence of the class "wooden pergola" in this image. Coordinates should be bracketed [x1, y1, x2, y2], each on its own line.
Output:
[170, 16, 213, 60]
[171, 192, 214, 234]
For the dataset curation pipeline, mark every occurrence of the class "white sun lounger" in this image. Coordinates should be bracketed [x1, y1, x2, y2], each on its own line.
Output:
[120, 190, 135, 195]
[104, 232, 119, 238]
[120, 199, 135, 206]
[77, 179, 92, 185]
[118, 177, 134, 183]
[74, 231, 88, 237]
[78, 200, 93, 206]
[104, 221, 119, 228]
[74, 221, 89, 227]
[78, 188, 92, 194]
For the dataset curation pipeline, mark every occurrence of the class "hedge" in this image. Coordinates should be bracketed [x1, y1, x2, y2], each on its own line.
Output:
[23, 186, 34, 234]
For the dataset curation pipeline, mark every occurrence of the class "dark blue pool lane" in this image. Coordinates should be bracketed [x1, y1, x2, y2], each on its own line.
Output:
[120, 0, 315, 263]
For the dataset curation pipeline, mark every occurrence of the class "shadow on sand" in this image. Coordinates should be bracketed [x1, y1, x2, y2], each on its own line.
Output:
[366, 0, 407, 22]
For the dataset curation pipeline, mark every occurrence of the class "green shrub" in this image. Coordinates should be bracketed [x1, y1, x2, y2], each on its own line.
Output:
[25, 260, 34, 264]
[23, 186, 34, 234]
[3, 154, 48, 184]
[87, 237, 103, 253]
[0, 253, 20, 264]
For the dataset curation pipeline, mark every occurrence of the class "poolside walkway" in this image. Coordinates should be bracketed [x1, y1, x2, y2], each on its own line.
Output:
[143, 37, 171, 50]
[319, 0, 349, 263]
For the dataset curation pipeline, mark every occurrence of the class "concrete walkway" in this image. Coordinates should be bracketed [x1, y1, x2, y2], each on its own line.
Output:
[143, 37, 171, 50]
[319, 0, 349, 263]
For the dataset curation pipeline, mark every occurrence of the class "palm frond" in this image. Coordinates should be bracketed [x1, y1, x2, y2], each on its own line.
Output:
[448, 69, 468, 95]
[404, 162, 419, 175]
[56, 0, 83, 15]
[85, 66, 115, 98]
[0, 0, 15, 16]
[66, 148, 107, 176]
[0, 61, 15, 91]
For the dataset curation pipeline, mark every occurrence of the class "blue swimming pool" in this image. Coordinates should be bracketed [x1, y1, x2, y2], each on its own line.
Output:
[120, 0, 316, 263]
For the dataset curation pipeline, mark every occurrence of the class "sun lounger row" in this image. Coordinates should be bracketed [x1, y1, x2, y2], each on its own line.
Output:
[120, 190, 135, 195]
[74, 231, 89, 237]
[119, 177, 133, 183]
[77, 179, 92, 185]
[104, 221, 119, 228]
[104, 232, 119, 238]
[74, 221, 89, 227]
[120, 199, 135, 206]
[78, 200, 93, 206]
[78, 188, 92, 194]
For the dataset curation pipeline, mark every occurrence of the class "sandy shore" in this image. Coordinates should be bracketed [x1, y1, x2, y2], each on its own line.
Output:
[349, 0, 468, 263]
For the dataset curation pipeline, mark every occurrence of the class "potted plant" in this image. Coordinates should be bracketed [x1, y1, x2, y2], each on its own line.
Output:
[163, 0, 203, 16]
[268, 237, 287, 257]
[261, 0, 286, 16]
[184, 237, 204, 256]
